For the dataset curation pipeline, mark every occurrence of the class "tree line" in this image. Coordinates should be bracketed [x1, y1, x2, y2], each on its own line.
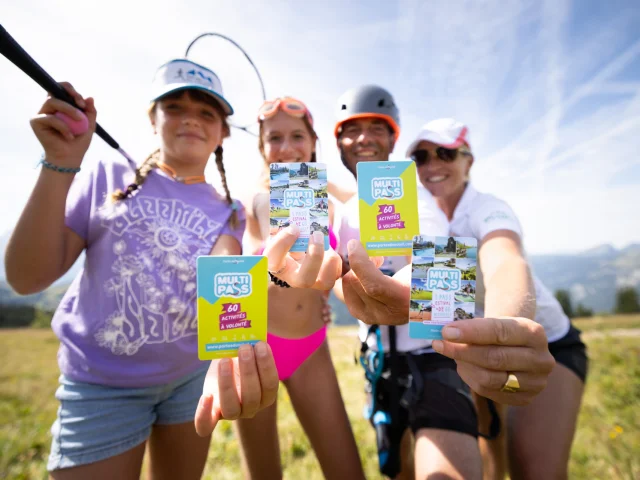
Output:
[554, 287, 640, 318]
[2, 287, 639, 329]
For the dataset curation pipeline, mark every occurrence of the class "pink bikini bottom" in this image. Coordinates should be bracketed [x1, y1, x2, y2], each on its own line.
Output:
[267, 325, 328, 381]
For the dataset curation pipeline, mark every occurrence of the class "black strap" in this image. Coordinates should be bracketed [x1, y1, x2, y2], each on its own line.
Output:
[268, 271, 291, 288]
[388, 326, 399, 421]
[479, 398, 501, 440]
[380, 325, 402, 478]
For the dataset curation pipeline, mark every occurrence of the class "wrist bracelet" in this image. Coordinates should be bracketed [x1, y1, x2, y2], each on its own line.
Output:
[268, 271, 291, 288]
[39, 157, 81, 174]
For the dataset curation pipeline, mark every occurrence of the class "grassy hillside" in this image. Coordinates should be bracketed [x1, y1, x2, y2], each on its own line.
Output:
[1, 317, 639, 479]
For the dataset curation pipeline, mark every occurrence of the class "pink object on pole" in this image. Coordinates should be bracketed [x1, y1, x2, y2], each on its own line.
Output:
[55, 111, 89, 135]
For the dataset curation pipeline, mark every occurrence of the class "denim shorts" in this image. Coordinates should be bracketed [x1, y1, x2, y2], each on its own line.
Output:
[47, 364, 209, 471]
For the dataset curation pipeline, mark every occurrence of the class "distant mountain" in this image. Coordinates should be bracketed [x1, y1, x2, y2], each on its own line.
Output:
[1, 236, 639, 319]
[529, 243, 640, 313]
[0, 281, 70, 312]
[329, 244, 640, 324]
[0, 229, 84, 286]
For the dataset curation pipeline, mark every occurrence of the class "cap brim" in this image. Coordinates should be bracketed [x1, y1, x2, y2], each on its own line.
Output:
[405, 129, 468, 157]
[151, 85, 234, 115]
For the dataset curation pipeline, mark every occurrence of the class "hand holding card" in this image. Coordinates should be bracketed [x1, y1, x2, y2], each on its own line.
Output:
[264, 223, 342, 291]
[194, 341, 279, 437]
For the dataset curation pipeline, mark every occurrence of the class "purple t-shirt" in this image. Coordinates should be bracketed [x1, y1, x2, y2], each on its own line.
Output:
[52, 158, 245, 387]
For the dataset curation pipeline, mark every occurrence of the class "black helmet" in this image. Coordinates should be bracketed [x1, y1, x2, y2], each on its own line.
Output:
[334, 85, 400, 140]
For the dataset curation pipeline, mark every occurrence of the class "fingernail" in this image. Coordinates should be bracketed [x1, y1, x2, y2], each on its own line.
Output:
[432, 340, 443, 353]
[77, 98, 86, 108]
[255, 342, 268, 358]
[312, 231, 324, 245]
[286, 223, 300, 236]
[239, 345, 252, 361]
[442, 327, 460, 340]
[220, 358, 232, 376]
[347, 239, 357, 253]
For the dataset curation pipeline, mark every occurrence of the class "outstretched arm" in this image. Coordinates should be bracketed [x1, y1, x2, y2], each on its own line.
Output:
[5, 83, 95, 294]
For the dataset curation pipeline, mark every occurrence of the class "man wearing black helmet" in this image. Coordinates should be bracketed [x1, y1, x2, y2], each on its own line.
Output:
[332, 86, 555, 480]
[332, 85, 484, 480]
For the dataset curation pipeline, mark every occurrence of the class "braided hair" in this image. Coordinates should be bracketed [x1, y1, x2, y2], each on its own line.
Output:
[215, 145, 239, 229]
[110, 149, 160, 202]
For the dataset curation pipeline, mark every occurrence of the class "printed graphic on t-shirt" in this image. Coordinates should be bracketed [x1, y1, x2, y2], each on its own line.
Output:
[93, 195, 223, 356]
[483, 210, 513, 224]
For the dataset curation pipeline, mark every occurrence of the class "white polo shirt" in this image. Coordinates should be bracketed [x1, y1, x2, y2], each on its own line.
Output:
[420, 183, 570, 343]
[334, 194, 449, 352]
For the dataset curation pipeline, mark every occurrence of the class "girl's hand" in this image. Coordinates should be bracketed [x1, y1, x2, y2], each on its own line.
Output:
[194, 342, 279, 437]
[30, 82, 96, 168]
[264, 224, 342, 290]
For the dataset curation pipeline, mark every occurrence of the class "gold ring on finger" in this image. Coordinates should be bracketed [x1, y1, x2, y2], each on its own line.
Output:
[500, 373, 520, 393]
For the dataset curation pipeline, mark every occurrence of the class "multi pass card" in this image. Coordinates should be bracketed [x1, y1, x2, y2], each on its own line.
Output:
[356, 161, 419, 256]
[409, 235, 478, 340]
[269, 162, 330, 252]
[197, 256, 268, 360]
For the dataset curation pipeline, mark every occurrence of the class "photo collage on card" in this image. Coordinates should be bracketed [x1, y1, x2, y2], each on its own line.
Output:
[409, 235, 477, 340]
[269, 162, 329, 252]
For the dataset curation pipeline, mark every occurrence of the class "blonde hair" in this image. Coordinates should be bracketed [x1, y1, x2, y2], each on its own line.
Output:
[110, 89, 239, 228]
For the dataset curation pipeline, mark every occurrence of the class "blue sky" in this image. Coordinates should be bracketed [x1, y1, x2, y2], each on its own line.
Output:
[1, 0, 639, 255]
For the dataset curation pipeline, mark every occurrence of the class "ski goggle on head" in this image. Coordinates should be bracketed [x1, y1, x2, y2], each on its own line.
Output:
[257, 97, 314, 126]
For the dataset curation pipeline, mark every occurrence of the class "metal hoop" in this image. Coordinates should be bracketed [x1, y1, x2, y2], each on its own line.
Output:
[185, 32, 266, 136]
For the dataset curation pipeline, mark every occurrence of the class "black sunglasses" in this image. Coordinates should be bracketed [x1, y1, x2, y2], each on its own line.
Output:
[410, 147, 462, 166]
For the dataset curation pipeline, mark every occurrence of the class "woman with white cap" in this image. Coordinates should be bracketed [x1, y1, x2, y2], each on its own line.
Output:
[405, 118, 587, 480]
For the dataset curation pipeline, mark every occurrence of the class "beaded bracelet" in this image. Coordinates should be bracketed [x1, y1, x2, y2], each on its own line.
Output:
[39, 158, 81, 174]
[268, 271, 291, 288]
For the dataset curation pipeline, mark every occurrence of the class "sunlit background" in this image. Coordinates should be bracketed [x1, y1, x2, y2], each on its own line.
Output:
[1, 0, 638, 257]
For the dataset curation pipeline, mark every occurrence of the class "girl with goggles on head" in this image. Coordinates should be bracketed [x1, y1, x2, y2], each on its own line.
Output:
[257, 98, 357, 204]
[234, 97, 365, 480]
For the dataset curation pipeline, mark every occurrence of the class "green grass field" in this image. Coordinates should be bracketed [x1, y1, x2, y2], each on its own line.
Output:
[1, 315, 639, 479]
[270, 208, 290, 217]
[411, 290, 433, 300]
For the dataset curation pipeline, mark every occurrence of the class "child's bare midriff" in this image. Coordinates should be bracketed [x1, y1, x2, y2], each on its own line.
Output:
[267, 283, 326, 338]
